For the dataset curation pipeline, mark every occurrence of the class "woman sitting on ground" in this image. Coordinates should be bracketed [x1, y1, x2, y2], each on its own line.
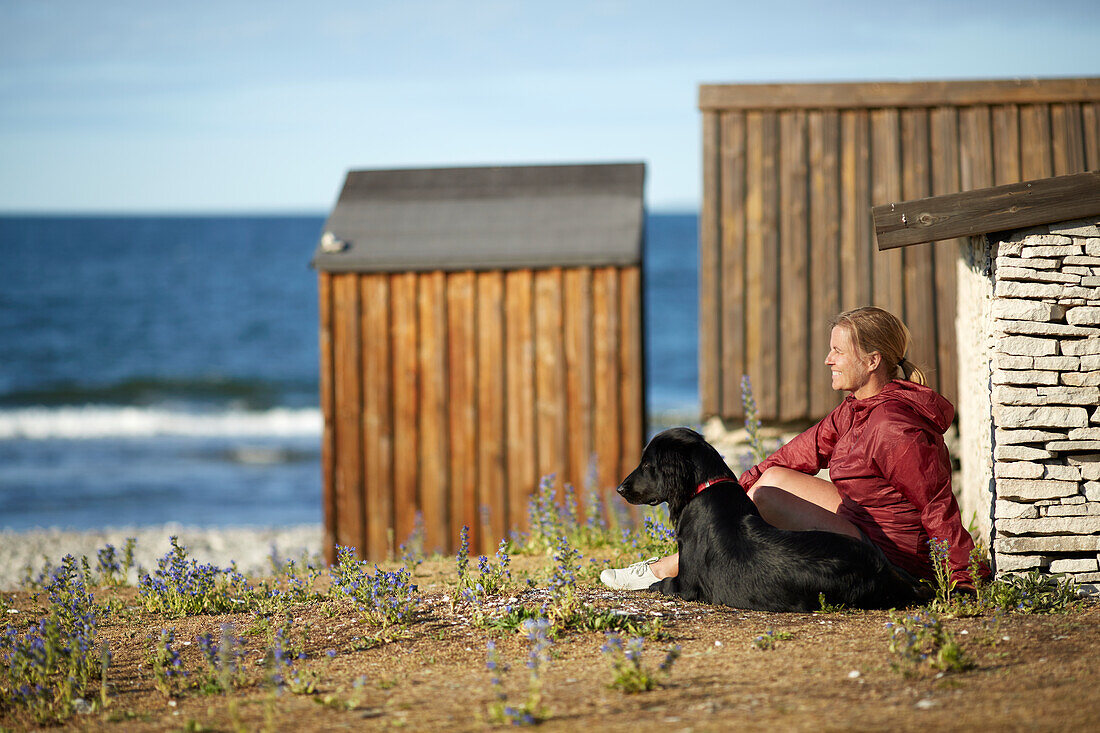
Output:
[601, 306, 987, 592]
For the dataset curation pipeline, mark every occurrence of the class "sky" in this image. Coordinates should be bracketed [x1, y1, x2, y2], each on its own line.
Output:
[1, 1, 1098, 214]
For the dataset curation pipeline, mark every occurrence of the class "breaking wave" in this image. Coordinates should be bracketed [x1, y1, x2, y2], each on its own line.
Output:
[0, 406, 322, 440]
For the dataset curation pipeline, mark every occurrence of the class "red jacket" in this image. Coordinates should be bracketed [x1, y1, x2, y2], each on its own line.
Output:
[739, 380, 982, 586]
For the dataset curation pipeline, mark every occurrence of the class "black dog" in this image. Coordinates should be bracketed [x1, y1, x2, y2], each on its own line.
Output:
[617, 427, 931, 612]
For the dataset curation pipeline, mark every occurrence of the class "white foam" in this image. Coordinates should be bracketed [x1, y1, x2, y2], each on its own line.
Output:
[0, 405, 322, 440]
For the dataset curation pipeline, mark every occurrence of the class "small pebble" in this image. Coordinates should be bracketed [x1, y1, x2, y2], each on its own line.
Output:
[915, 699, 937, 710]
[848, 670, 861, 679]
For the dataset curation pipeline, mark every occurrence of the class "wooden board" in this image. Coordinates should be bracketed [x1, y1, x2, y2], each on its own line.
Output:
[930, 106, 962, 409]
[873, 171, 1100, 250]
[331, 273, 365, 555]
[699, 78, 1100, 111]
[592, 267, 621, 491]
[505, 269, 536, 532]
[720, 111, 747, 417]
[1020, 104, 1053, 180]
[744, 111, 779, 419]
[699, 111, 721, 417]
[871, 108, 904, 316]
[840, 110, 872, 314]
[318, 273, 337, 564]
[534, 269, 566, 484]
[418, 271, 449, 554]
[808, 110, 841, 416]
[476, 271, 506, 552]
[618, 266, 644, 481]
[779, 111, 809, 421]
[361, 274, 393, 560]
[992, 105, 1021, 186]
[563, 268, 595, 514]
[390, 272, 420, 550]
[900, 109, 937, 390]
[446, 271, 477, 552]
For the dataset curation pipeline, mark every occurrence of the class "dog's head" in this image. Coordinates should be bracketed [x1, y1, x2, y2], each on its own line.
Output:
[617, 427, 737, 526]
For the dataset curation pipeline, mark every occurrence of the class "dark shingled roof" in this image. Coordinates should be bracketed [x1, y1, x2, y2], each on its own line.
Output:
[310, 162, 645, 273]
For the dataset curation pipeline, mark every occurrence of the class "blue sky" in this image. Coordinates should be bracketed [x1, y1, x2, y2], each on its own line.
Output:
[2, 1, 1097, 213]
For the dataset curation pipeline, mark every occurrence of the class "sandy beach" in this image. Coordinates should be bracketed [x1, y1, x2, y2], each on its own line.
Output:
[0, 523, 323, 591]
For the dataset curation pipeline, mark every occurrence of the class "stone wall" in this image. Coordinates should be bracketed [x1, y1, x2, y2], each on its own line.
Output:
[982, 218, 1100, 593]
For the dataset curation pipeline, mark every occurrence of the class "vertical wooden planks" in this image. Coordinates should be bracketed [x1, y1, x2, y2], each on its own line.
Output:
[418, 271, 449, 553]
[446, 271, 478, 552]
[361, 274, 393, 560]
[809, 110, 841, 416]
[592, 267, 621, 491]
[390, 272, 420, 549]
[871, 108, 904, 317]
[1020, 104, 1053, 180]
[318, 272, 337, 564]
[1051, 103, 1086, 176]
[331, 273, 365, 555]
[505, 269, 536, 532]
[992, 104, 1021, 186]
[930, 106, 961, 409]
[563, 268, 595, 510]
[1084, 103, 1100, 170]
[619, 266, 644, 482]
[960, 106, 994, 192]
[720, 111, 747, 417]
[779, 111, 809, 421]
[745, 111, 780, 419]
[840, 110, 871, 314]
[476, 271, 506, 552]
[699, 111, 722, 418]
[534, 268, 567, 485]
[900, 109, 937, 390]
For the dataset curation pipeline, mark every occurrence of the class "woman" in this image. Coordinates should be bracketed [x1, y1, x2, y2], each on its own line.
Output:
[601, 306, 985, 592]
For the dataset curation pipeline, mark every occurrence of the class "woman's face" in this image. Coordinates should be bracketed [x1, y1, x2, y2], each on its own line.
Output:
[825, 325, 874, 396]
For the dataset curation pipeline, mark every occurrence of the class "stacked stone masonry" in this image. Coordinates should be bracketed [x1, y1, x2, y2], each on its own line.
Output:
[989, 218, 1100, 590]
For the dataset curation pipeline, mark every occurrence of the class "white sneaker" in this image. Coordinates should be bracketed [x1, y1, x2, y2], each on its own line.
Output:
[600, 557, 660, 591]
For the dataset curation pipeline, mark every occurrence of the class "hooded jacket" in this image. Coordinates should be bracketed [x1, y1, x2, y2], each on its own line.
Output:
[738, 380, 982, 586]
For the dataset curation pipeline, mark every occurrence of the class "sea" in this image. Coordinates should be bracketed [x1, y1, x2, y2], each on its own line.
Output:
[0, 213, 699, 531]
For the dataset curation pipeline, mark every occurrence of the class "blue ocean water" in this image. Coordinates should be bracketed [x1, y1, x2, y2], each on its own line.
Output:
[0, 213, 699, 530]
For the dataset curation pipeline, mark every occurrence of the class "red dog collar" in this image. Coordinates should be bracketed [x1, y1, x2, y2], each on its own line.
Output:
[695, 476, 739, 496]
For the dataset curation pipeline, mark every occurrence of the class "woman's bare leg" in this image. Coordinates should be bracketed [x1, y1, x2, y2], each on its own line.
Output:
[647, 466, 860, 580]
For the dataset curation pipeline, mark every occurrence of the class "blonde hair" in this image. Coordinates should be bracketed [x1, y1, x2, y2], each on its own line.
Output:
[830, 306, 927, 385]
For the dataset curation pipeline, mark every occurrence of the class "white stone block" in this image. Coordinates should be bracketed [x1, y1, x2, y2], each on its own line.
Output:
[1049, 558, 1100, 573]
[1061, 371, 1100, 387]
[997, 535, 1100, 553]
[1069, 428, 1100, 441]
[992, 353, 1033, 370]
[1087, 238, 1100, 256]
[1001, 227, 1051, 244]
[1030, 270, 1084, 285]
[1036, 386, 1100, 405]
[996, 428, 1066, 444]
[1067, 306, 1100, 326]
[1044, 464, 1082, 481]
[1062, 339, 1100, 356]
[997, 256, 1060, 270]
[1019, 245, 1081, 258]
[1021, 234, 1074, 246]
[1043, 504, 1092, 516]
[998, 516, 1100, 536]
[999, 335, 1059, 357]
[994, 444, 1052, 461]
[1087, 484, 1100, 501]
[1082, 355, 1100, 370]
[991, 299, 1061, 322]
[1083, 276, 1100, 287]
[995, 461, 1044, 479]
[992, 369, 1059, 386]
[997, 266, 1036, 281]
[1033, 356, 1080, 370]
[1047, 440, 1100, 452]
[995, 281, 1077, 300]
[1064, 494, 1087, 504]
[994, 553, 1043, 572]
[1064, 255, 1100, 267]
[1048, 219, 1100, 237]
[992, 405, 1088, 428]
[996, 320, 1096, 338]
[995, 499, 1039, 519]
[997, 478, 1080, 501]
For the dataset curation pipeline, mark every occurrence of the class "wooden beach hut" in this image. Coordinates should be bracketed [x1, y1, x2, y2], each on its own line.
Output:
[311, 163, 647, 562]
[698, 77, 1100, 424]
